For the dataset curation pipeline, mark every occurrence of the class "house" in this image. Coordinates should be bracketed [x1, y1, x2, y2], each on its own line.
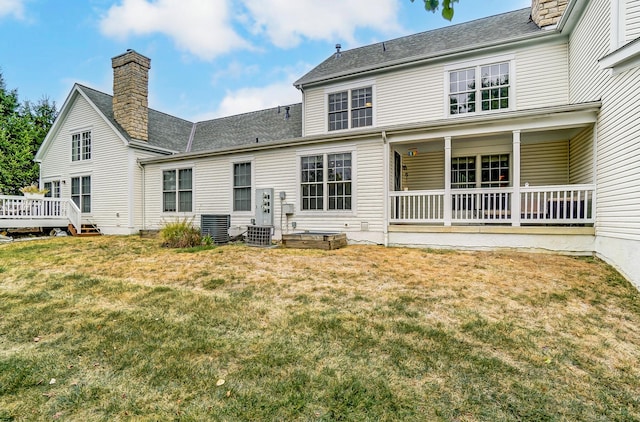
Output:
[1, 0, 638, 288]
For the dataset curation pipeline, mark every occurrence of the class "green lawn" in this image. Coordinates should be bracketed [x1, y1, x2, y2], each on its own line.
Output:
[1, 236, 639, 421]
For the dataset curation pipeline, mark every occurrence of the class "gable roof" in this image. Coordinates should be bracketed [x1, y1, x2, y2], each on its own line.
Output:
[295, 8, 541, 87]
[76, 85, 302, 154]
[78, 85, 193, 153]
[190, 104, 302, 152]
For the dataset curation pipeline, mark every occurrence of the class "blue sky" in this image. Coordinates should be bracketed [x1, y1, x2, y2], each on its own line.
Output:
[0, 0, 530, 122]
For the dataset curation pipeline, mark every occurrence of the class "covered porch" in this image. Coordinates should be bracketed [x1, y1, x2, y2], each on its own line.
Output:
[385, 104, 598, 231]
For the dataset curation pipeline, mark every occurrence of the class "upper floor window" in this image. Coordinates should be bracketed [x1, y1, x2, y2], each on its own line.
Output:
[328, 87, 373, 131]
[233, 162, 252, 212]
[449, 62, 510, 115]
[72, 131, 91, 161]
[163, 168, 192, 213]
[301, 152, 352, 211]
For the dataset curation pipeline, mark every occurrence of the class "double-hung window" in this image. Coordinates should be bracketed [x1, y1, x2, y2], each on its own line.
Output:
[71, 176, 91, 213]
[449, 61, 510, 115]
[328, 86, 373, 131]
[451, 154, 510, 188]
[44, 181, 61, 198]
[72, 131, 91, 161]
[163, 168, 192, 212]
[301, 152, 352, 211]
[233, 162, 252, 212]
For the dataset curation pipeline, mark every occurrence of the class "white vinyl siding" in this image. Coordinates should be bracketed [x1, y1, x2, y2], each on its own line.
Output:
[521, 140, 569, 186]
[377, 65, 445, 127]
[403, 151, 445, 190]
[626, 0, 640, 43]
[569, 0, 610, 103]
[516, 42, 569, 110]
[142, 138, 385, 242]
[569, 127, 594, 184]
[303, 87, 326, 136]
[571, 0, 640, 245]
[38, 92, 137, 234]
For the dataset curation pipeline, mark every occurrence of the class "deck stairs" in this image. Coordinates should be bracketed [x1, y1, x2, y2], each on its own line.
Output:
[68, 223, 102, 237]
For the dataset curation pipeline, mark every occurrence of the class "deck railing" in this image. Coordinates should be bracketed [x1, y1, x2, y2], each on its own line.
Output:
[389, 184, 595, 226]
[0, 195, 81, 232]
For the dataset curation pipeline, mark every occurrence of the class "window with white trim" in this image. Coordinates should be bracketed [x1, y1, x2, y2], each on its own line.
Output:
[163, 168, 192, 212]
[449, 62, 510, 115]
[72, 131, 91, 161]
[328, 87, 372, 131]
[71, 176, 91, 213]
[301, 152, 352, 211]
[451, 154, 510, 188]
[233, 162, 252, 212]
[44, 181, 61, 198]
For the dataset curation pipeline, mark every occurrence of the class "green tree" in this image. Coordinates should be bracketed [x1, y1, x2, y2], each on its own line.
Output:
[0, 72, 57, 195]
[410, 0, 459, 20]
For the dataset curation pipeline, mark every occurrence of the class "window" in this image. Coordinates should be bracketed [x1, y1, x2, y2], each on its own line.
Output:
[301, 152, 352, 211]
[72, 131, 91, 161]
[163, 169, 192, 212]
[71, 176, 91, 213]
[233, 162, 251, 212]
[481, 154, 510, 187]
[328, 87, 373, 131]
[451, 154, 510, 188]
[449, 62, 510, 115]
[327, 153, 352, 210]
[44, 181, 60, 198]
[451, 157, 476, 188]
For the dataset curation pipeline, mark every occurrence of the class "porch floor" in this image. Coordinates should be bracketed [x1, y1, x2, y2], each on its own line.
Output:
[389, 224, 594, 235]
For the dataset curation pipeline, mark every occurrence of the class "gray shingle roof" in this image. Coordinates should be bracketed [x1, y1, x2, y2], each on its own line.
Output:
[294, 8, 540, 86]
[78, 84, 193, 152]
[77, 84, 302, 154]
[190, 104, 302, 152]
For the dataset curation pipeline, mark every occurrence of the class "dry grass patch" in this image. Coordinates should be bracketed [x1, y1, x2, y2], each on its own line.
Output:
[1, 236, 639, 420]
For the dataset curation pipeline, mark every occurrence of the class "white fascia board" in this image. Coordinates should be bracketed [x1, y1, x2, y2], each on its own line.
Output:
[599, 37, 640, 74]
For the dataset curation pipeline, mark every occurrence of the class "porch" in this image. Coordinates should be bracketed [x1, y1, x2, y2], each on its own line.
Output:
[390, 184, 595, 226]
[0, 195, 82, 233]
[385, 104, 598, 233]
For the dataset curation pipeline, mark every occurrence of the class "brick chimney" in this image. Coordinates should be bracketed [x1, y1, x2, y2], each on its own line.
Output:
[111, 50, 151, 142]
[531, 0, 569, 28]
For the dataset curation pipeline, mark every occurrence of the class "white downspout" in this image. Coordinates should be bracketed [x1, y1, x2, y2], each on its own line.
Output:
[138, 160, 146, 231]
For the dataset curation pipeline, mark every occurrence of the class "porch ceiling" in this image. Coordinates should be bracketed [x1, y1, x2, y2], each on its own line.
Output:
[386, 102, 600, 145]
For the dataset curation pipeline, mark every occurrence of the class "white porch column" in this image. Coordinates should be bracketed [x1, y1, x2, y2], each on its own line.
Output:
[444, 136, 452, 226]
[512, 130, 521, 227]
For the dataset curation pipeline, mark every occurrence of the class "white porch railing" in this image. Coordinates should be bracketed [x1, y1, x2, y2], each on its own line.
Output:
[389, 184, 595, 226]
[520, 184, 594, 224]
[390, 190, 445, 223]
[0, 195, 81, 233]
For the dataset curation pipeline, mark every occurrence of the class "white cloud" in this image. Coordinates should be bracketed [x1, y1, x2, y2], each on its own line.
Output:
[241, 0, 402, 48]
[193, 80, 301, 121]
[99, 0, 252, 60]
[0, 0, 26, 20]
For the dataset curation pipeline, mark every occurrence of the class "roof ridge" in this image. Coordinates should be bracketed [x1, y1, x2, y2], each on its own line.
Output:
[334, 7, 531, 55]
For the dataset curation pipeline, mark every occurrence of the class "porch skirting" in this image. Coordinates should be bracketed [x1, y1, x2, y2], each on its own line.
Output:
[388, 225, 595, 255]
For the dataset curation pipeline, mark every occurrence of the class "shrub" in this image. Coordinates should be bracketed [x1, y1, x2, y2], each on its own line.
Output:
[159, 218, 202, 248]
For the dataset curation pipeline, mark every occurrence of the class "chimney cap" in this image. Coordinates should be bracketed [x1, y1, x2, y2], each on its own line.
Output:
[111, 49, 151, 69]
